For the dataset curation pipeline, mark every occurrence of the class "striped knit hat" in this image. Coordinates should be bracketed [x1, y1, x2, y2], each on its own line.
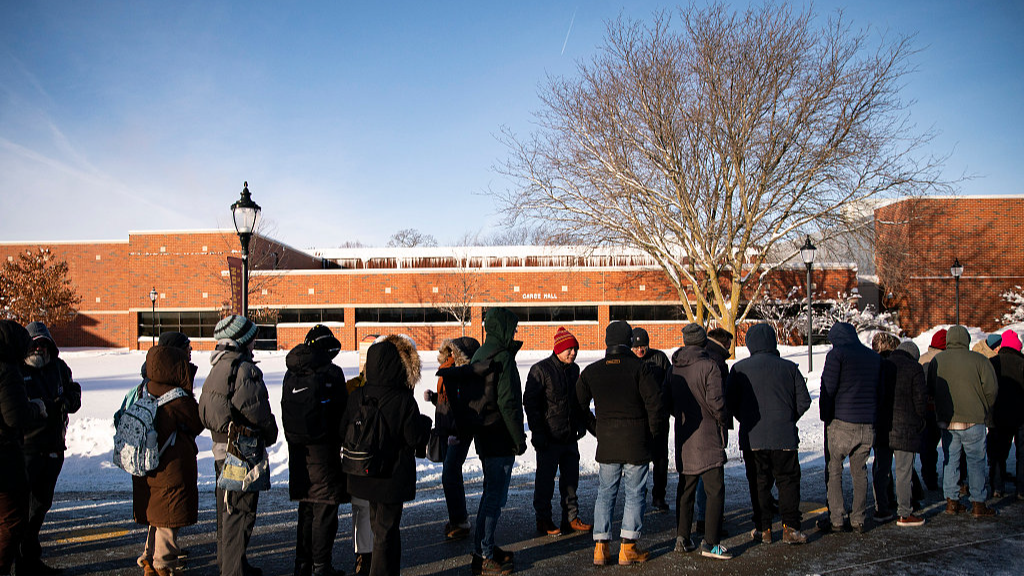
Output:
[553, 326, 579, 355]
[214, 315, 258, 346]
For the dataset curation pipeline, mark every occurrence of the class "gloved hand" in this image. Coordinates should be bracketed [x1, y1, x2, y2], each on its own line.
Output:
[29, 398, 47, 419]
[531, 433, 550, 452]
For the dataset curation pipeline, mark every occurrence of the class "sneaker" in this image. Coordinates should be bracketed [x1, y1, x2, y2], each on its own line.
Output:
[445, 521, 471, 540]
[872, 511, 894, 523]
[851, 523, 867, 534]
[896, 515, 925, 527]
[567, 517, 593, 532]
[651, 498, 670, 512]
[472, 554, 512, 576]
[945, 498, 966, 515]
[699, 540, 733, 560]
[536, 518, 561, 536]
[674, 536, 697, 553]
[782, 526, 807, 545]
[971, 502, 997, 518]
[750, 528, 771, 544]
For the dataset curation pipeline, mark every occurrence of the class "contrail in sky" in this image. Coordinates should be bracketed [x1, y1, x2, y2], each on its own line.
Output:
[561, 7, 577, 55]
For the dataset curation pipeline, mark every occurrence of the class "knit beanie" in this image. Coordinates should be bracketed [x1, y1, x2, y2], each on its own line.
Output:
[214, 315, 258, 346]
[897, 340, 921, 361]
[929, 329, 947, 350]
[986, 334, 1002, 350]
[631, 327, 650, 348]
[157, 331, 191, 351]
[682, 323, 707, 347]
[605, 321, 633, 347]
[1001, 330, 1022, 352]
[305, 324, 341, 354]
[553, 327, 579, 355]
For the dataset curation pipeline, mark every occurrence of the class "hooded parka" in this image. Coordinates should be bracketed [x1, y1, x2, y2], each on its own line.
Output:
[887, 349, 928, 452]
[471, 308, 527, 458]
[929, 326, 998, 427]
[667, 345, 728, 475]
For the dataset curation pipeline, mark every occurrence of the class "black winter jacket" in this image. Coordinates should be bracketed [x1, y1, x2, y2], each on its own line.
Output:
[991, 347, 1024, 430]
[21, 358, 81, 454]
[819, 323, 882, 425]
[667, 345, 728, 474]
[577, 346, 665, 465]
[524, 354, 584, 447]
[887, 349, 927, 453]
[471, 308, 527, 458]
[0, 321, 37, 493]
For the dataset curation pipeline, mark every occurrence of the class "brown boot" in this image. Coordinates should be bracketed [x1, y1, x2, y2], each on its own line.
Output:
[945, 498, 966, 514]
[137, 558, 158, 576]
[593, 541, 612, 566]
[618, 541, 651, 565]
[971, 502, 996, 518]
[783, 525, 807, 545]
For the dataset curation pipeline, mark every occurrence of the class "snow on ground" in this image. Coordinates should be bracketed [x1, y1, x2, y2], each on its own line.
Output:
[58, 324, 1024, 493]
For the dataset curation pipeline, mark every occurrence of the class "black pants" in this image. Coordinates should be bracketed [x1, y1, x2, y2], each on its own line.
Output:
[533, 442, 580, 524]
[752, 450, 801, 530]
[741, 449, 762, 527]
[677, 467, 724, 546]
[0, 491, 27, 574]
[22, 452, 62, 562]
[296, 501, 339, 567]
[652, 431, 669, 502]
[921, 414, 942, 486]
[215, 459, 261, 576]
[367, 501, 403, 576]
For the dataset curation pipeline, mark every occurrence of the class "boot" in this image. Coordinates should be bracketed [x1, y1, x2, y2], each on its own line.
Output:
[312, 563, 343, 576]
[783, 525, 807, 545]
[945, 498, 966, 515]
[971, 502, 996, 518]
[617, 540, 650, 565]
[593, 541, 612, 566]
[294, 560, 312, 576]
[138, 558, 158, 576]
[353, 554, 371, 576]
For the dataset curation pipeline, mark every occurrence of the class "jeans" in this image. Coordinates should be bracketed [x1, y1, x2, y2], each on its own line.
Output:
[533, 442, 580, 524]
[826, 419, 874, 527]
[677, 467, 724, 545]
[942, 424, 989, 502]
[892, 450, 916, 517]
[474, 456, 514, 559]
[593, 463, 648, 541]
[442, 437, 472, 524]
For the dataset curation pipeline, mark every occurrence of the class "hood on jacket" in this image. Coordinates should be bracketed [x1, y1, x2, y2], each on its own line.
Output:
[945, 325, 971, 350]
[25, 321, 59, 357]
[483, 308, 519, 349]
[146, 345, 193, 391]
[828, 322, 859, 347]
[437, 337, 480, 367]
[285, 343, 331, 374]
[377, 334, 421, 389]
[672, 343, 709, 368]
[0, 320, 31, 364]
[365, 340, 409, 390]
[745, 324, 779, 355]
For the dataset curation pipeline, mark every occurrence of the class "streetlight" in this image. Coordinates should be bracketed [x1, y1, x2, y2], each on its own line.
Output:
[149, 287, 158, 347]
[951, 257, 964, 325]
[231, 181, 261, 318]
[800, 236, 817, 371]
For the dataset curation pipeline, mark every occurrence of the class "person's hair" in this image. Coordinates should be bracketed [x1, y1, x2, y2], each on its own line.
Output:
[871, 332, 900, 355]
[707, 327, 734, 345]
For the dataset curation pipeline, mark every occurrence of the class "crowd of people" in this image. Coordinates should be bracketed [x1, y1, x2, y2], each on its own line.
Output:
[0, 311, 1022, 576]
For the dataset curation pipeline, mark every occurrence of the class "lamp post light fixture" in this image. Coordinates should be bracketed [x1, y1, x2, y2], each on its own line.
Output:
[800, 236, 817, 371]
[231, 182, 261, 318]
[951, 257, 964, 326]
[149, 287, 158, 347]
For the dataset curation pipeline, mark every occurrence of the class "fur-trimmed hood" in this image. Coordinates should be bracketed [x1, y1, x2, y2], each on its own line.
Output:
[437, 337, 480, 368]
[377, 334, 421, 389]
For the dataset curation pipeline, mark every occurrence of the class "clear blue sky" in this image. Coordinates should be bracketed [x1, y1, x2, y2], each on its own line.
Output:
[2, 1, 1021, 249]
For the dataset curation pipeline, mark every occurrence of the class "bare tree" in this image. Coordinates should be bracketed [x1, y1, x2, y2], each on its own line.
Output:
[387, 228, 438, 248]
[0, 247, 82, 326]
[495, 3, 951, 336]
[433, 250, 480, 336]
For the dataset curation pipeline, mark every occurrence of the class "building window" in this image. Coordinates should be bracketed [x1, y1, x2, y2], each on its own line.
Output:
[277, 308, 345, 324]
[609, 304, 689, 322]
[354, 307, 458, 323]
[487, 306, 598, 323]
[138, 310, 224, 339]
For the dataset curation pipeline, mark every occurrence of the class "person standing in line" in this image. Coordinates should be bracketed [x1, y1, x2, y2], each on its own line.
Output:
[817, 322, 882, 534]
[919, 329, 947, 491]
[884, 341, 929, 527]
[469, 308, 527, 576]
[692, 327, 734, 538]
[0, 321, 45, 576]
[524, 327, 592, 536]
[343, 336, 432, 576]
[345, 338, 377, 575]
[17, 322, 81, 576]
[667, 324, 732, 560]
[989, 330, 1024, 500]
[726, 324, 811, 545]
[629, 328, 671, 512]
[577, 321, 665, 566]
[929, 325, 999, 518]
[972, 333, 1001, 358]
[870, 332, 901, 523]
[133, 341, 203, 576]
[198, 315, 279, 576]
[424, 337, 480, 541]
[282, 325, 348, 576]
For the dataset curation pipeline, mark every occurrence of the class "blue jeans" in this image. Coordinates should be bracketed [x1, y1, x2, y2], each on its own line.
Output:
[442, 438, 472, 524]
[474, 456, 513, 559]
[593, 463, 648, 541]
[942, 424, 988, 502]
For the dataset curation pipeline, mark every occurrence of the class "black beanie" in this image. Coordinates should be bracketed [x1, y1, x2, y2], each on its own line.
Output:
[631, 327, 650, 347]
[606, 321, 633, 347]
[682, 323, 707, 347]
[157, 331, 191, 351]
[305, 324, 341, 354]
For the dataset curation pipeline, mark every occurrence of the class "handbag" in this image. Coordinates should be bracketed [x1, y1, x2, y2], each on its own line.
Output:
[217, 422, 271, 492]
[426, 428, 447, 463]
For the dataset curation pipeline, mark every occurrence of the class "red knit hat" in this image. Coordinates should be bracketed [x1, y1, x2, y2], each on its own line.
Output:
[930, 328, 947, 350]
[553, 326, 579, 355]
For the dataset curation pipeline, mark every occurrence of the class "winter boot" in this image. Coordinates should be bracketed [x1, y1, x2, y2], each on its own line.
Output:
[137, 558, 158, 576]
[536, 518, 561, 536]
[312, 563, 343, 576]
[593, 541, 612, 566]
[945, 498, 966, 515]
[971, 502, 996, 518]
[353, 554, 371, 576]
[618, 540, 650, 565]
[782, 525, 807, 545]
[294, 560, 312, 576]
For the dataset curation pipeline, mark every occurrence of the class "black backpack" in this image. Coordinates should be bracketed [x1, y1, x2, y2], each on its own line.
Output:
[436, 357, 501, 434]
[342, 389, 397, 477]
[281, 369, 331, 445]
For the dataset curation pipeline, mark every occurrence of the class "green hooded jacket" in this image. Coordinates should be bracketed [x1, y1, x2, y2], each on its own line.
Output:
[928, 326, 998, 427]
[471, 308, 526, 456]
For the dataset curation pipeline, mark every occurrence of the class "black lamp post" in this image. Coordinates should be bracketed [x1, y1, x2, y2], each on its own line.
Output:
[951, 257, 964, 325]
[149, 287, 158, 346]
[800, 236, 817, 371]
[231, 182, 261, 318]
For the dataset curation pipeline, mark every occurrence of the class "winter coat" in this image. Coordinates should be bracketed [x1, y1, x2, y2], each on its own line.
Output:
[524, 353, 584, 448]
[875, 357, 897, 449]
[471, 308, 527, 458]
[639, 348, 671, 389]
[667, 345, 728, 475]
[283, 344, 349, 505]
[344, 338, 432, 504]
[429, 337, 480, 440]
[725, 324, 810, 451]
[972, 340, 1000, 359]
[198, 341, 279, 459]
[0, 320, 37, 494]
[928, 326, 998, 427]
[132, 345, 203, 528]
[576, 346, 665, 465]
[819, 323, 883, 425]
[20, 323, 81, 454]
[887, 349, 927, 453]
[990, 347, 1024, 430]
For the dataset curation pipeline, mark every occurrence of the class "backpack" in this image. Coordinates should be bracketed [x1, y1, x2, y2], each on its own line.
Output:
[341, 390, 397, 477]
[436, 358, 501, 434]
[112, 383, 189, 476]
[281, 369, 332, 444]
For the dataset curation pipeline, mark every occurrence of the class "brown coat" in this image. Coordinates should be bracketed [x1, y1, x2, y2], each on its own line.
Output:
[132, 346, 204, 528]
